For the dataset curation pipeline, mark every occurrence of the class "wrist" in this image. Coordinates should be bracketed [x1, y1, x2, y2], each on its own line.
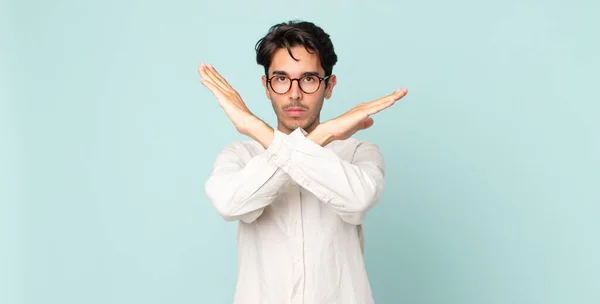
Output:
[307, 124, 334, 147]
[246, 117, 274, 149]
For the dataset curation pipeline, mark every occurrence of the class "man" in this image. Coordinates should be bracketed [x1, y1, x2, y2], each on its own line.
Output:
[199, 20, 407, 304]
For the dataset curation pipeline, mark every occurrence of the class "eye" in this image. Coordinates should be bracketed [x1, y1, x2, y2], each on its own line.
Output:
[302, 76, 317, 82]
[275, 76, 287, 82]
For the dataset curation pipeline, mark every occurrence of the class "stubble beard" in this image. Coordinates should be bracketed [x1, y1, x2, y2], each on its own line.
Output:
[273, 97, 325, 133]
[280, 115, 318, 133]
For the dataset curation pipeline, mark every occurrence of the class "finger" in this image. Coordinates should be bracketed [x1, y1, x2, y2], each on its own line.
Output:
[363, 88, 407, 114]
[363, 99, 395, 116]
[207, 64, 233, 89]
[201, 77, 248, 112]
[360, 98, 395, 117]
[199, 63, 224, 90]
[378, 88, 407, 103]
[200, 73, 222, 96]
[198, 63, 215, 83]
[200, 78, 227, 100]
[354, 88, 406, 112]
[369, 88, 408, 106]
[202, 63, 233, 92]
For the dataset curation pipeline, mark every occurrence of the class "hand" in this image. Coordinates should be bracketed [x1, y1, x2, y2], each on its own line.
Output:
[312, 88, 408, 145]
[198, 62, 274, 148]
[198, 62, 261, 136]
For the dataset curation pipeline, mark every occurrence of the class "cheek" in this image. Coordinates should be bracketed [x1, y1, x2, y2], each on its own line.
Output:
[269, 96, 285, 109]
[306, 96, 325, 110]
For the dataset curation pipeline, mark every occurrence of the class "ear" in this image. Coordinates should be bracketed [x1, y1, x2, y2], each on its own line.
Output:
[262, 75, 271, 99]
[324, 74, 337, 99]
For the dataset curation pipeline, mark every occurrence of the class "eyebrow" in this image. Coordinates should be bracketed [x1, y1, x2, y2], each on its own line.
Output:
[271, 70, 320, 77]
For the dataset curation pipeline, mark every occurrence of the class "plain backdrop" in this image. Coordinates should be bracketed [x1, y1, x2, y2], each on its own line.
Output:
[1, 0, 599, 303]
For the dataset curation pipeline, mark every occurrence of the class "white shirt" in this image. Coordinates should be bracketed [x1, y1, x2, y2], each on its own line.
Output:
[205, 127, 385, 304]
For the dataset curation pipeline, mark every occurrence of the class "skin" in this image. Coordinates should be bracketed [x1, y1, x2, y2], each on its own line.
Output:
[198, 47, 408, 149]
[261, 46, 336, 135]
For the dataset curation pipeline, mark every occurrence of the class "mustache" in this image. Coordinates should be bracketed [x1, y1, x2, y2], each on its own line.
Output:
[282, 102, 308, 110]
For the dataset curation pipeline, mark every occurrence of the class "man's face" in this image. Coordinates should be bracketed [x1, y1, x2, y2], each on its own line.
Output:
[262, 46, 336, 134]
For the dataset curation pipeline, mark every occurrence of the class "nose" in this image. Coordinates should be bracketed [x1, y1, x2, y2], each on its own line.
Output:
[289, 79, 302, 100]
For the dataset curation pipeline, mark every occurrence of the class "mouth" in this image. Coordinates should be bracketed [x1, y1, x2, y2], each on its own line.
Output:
[285, 107, 306, 118]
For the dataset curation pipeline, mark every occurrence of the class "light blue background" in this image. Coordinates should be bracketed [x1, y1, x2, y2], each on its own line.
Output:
[2, 0, 599, 303]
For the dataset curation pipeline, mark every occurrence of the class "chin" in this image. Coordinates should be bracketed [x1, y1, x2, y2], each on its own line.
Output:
[284, 121, 304, 130]
[280, 119, 305, 131]
[278, 112, 317, 132]
[296, 120, 318, 131]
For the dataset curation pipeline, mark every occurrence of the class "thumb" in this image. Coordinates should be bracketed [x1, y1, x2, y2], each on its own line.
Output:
[361, 117, 374, 130]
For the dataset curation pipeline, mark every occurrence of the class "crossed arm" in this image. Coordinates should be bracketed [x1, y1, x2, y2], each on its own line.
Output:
[199, 62, 405, 225]
[205, 126, 385, 225]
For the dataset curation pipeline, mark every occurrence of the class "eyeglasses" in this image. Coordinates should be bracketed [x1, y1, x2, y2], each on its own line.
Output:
[267, 74, 329, 94]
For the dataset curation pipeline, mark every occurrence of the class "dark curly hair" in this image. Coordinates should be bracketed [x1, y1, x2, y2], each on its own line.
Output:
[255, 20, 338, 79]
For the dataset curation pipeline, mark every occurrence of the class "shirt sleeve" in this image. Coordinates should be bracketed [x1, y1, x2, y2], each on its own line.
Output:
[268, 129, 385, 225]
[204, 130, 299, 223]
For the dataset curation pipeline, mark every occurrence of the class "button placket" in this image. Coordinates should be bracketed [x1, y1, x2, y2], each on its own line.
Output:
[291, 185, 305, 303]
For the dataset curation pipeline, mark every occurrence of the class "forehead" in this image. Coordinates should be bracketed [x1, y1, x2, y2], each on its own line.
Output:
[268, 46, 324, 76]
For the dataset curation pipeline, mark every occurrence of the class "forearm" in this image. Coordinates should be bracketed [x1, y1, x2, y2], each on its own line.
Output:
[270, 129, 385, 225]
[205, 136, 291, 223]
[306, 124, 335, 147]
[244, 117, 275, 150]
